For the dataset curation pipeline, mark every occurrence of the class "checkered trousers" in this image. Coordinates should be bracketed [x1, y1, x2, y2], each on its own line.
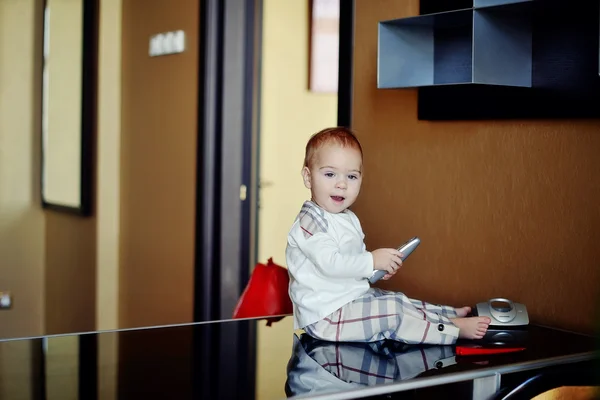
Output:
[304, 288, 460, 345]
[303, 334, 457, 386]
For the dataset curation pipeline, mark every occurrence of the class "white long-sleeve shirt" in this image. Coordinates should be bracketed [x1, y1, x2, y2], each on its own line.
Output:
[286, 201, 374, 329]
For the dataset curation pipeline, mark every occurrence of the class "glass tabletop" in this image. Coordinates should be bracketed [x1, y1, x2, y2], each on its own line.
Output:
[0, 316, 597, 400]
[286, 324, 598, 399]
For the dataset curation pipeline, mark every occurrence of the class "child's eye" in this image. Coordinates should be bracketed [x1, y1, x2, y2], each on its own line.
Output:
[348, 174, 358, 180]
[324, 172, 335, 178]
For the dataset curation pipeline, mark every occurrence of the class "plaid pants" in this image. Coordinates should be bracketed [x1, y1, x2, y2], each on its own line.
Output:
[304, 288, 460, 345]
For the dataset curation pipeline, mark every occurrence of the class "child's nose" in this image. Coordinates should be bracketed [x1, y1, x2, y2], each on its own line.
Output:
[336, 178, 347, 189]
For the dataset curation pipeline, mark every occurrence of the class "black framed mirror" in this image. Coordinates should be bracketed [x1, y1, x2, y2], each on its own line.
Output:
[41, 0, 97, 216]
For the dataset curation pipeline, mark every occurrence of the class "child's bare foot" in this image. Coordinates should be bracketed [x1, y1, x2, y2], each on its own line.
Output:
[455, 306, 471, 318]
[451, 316, 491, 339]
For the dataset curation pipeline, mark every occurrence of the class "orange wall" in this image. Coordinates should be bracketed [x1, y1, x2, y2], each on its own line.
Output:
[119, 0, 198, 329]
[117, 1, 198, 395]
[352, 0, 600, 334]
[45, 212, 97, 334]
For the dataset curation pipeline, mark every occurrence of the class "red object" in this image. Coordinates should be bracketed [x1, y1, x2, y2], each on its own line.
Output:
[456, 345, 526, 356]
[232, 257, 293, 326]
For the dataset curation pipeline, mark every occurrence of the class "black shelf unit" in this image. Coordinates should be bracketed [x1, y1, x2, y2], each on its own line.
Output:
[378, 2, 533, 89]
[377, 0, 600, 120]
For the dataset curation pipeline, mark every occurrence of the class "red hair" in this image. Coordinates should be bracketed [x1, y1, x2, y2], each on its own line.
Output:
[303, 127, 363, 168]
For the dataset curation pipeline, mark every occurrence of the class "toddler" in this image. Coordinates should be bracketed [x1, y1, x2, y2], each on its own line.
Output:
[286, 127, 491, 344]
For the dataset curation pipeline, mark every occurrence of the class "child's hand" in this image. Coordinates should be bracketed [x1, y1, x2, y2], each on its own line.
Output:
[371, 248, 403, 275]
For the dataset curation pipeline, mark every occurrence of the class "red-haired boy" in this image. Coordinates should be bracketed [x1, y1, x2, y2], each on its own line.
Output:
[286, 127, 491, 344]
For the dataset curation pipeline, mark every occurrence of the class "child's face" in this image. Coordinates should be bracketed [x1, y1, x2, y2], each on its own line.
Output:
[302, 144, 363, 213]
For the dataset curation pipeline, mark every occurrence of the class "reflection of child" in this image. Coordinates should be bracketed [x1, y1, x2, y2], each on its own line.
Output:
[285, 332, 457, 397]
[286, 127, 491, 344]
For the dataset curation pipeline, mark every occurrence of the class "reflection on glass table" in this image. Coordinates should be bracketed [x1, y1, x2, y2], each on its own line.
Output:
[286, 332, 458, 396]
[285, 324, 599, 400]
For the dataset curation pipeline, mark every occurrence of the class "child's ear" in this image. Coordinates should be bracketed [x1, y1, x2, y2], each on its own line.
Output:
[301, 167, 311, 189]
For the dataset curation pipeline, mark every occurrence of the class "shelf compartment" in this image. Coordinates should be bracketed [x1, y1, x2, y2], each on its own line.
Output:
[472, 4, 533, 86]
[417, 0, 600, 120]
[378, 2, 532, 89]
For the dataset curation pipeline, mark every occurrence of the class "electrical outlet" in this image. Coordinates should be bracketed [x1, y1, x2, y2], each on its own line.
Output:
[0, 291, 12, 309]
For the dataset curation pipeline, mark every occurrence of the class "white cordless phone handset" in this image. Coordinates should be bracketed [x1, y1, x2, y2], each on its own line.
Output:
[368, 237, 421, 284]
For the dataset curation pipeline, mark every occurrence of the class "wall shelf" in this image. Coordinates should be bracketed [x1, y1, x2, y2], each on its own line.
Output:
[377, 0, 600, 120]
[378, 2, 533, 89]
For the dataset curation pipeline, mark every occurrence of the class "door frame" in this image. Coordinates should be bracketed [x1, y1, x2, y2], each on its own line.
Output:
[192, 0, 354, 396]
[338, 0, 354, 128]
[194, 0, 263, 323]
[193, 0, 262, 397]
[194, 0, 355, 322]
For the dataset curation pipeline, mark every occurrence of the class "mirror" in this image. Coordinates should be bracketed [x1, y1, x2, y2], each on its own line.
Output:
[41, 0, 95, 216]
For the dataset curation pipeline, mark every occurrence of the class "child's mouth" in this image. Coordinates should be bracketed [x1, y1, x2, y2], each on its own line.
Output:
[331, 196, 345, 203]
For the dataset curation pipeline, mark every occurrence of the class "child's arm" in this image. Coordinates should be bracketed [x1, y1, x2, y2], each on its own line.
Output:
[291, 206, 400, 279]
[296, 232, 374, 279]
[291, 209, 373, 279]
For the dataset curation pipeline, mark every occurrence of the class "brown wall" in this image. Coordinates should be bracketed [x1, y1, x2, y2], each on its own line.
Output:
[45, 212, 97, 334]
[352, 0, 600, 334]
[119, 0, 198, 329]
